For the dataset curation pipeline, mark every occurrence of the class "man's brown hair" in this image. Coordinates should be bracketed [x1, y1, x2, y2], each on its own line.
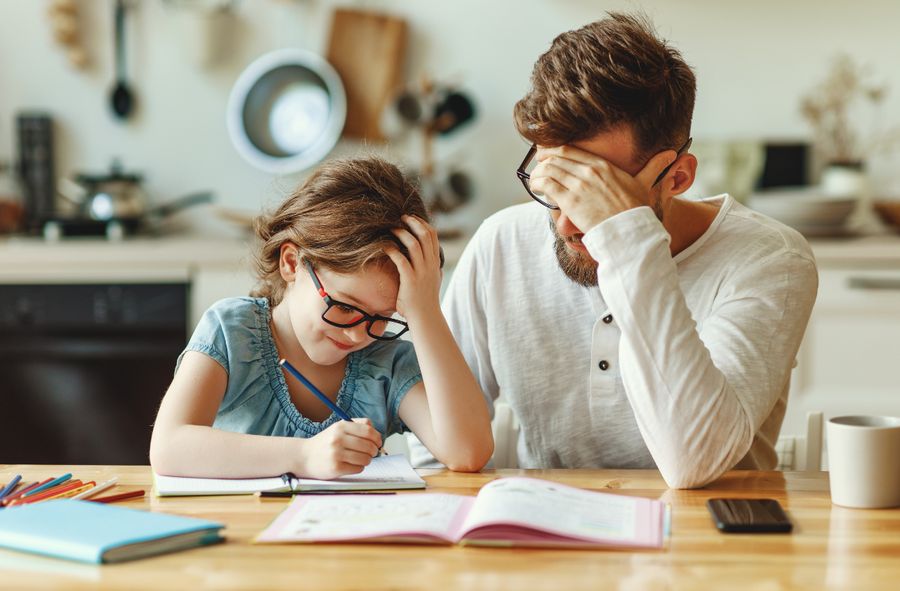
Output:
[514, 12, 696, 161]
[251, 157, 427, 306]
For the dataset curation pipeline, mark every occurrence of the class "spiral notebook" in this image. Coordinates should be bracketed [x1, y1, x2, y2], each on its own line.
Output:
[154, 454, 426, 497]
[256, 477, 669, 549]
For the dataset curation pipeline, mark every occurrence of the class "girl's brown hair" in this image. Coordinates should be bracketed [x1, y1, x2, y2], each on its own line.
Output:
[513, 12, 696, 162]
[251, 157, 428, 306]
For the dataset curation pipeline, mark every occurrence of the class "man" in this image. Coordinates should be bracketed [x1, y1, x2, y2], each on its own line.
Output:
[441, 13, 818, 488]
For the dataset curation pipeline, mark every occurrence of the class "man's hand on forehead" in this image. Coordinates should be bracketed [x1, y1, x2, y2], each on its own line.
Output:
[529, 144, 677, 233]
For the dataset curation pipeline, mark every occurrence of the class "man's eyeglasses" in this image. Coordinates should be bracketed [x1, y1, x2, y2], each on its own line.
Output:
[304, 260, 409, 341]
[516, 137, 693, 210]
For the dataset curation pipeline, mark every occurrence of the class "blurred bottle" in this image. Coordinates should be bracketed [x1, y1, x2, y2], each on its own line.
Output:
[0, 160, 25, 234]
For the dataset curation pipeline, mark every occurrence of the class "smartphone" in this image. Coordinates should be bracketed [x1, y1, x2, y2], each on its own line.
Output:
[706, 498, 793, 533]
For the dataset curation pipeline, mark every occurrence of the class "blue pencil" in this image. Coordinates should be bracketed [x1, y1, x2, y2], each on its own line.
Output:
[279, 359, 352, 422]
[23, 473, 72, 498]
[0, 475, 22, 502]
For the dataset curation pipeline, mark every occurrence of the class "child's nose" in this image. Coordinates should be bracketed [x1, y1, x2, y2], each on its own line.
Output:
[343, 323, 369, 343]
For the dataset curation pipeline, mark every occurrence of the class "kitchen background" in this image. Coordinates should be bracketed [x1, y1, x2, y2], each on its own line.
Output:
[1, 0, 899, 468]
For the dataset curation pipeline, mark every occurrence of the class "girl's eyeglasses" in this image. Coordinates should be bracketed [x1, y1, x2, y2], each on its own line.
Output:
[304, 260, 409, 341]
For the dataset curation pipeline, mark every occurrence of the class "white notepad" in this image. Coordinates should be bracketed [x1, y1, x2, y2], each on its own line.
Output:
[153, 455, 426, 497]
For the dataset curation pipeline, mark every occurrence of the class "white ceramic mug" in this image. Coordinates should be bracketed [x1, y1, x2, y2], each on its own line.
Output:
[827, 415, 900, 508]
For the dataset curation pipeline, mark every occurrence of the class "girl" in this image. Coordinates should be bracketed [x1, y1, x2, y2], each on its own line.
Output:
[150, 158, 493, 479]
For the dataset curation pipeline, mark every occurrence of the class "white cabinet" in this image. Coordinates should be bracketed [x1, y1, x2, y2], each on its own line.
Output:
[780, 239, 900, 467]
[190, 266, 256, 329]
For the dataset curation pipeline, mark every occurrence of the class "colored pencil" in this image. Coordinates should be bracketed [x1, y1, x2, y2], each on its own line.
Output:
[71, 477, 119, 500]
[256, 490, 398, 498]
[45, 481, 96, 501]
[88, 489, 145, 504]
[280, 358, 386, 455]
[7, 480, 84, 507]
[23, 473, 72, 498]
[279, 359, 352, 421]
[0, 475, 22, 502]
[1, 479, 50, 506]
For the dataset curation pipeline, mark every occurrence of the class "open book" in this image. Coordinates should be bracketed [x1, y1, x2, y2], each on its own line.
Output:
[256, 477, 669, 549]
[154, 455, 425, 497]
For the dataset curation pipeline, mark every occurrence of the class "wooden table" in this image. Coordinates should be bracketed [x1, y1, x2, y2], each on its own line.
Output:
[1, 466, 898, 590]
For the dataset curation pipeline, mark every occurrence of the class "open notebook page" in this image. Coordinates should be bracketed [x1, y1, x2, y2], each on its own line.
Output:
[458, 477, 664, 546]
[291, 454, 425, 491]
[257, 494, 473, 543]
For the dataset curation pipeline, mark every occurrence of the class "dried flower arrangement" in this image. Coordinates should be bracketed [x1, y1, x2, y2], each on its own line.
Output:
[800, 54, 900, 166]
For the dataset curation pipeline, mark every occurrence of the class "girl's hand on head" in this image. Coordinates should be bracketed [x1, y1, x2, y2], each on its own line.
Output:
[385, 215, 443, 321]
[299, 418, 383, 480]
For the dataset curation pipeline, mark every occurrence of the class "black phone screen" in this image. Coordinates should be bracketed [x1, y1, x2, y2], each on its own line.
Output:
[706, 498, 793, 533]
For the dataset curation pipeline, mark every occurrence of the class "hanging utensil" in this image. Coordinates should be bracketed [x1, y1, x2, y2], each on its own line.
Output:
[110, 0, 134, 119]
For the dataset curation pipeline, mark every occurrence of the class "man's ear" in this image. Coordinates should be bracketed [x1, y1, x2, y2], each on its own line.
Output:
[666, 153, 698, 197]
[278, 243, 300, 282]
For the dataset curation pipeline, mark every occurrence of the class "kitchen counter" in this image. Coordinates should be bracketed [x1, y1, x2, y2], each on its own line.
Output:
[0, 235, 470, 325]
[807, 234, 900, 266]
[0, 235, 472, 282]
[0, 236, 254, 283]
[2, 232, 899, 278]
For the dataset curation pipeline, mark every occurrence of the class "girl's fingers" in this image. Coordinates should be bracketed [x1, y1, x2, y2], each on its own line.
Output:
[340, 449, 376, 467]
[384, 246, 412, 277]
[337, 462, 365, 475]
[402, 215, 439, 261]
[347, 418, 384, 447]
[344, 433, 381, 457]
[392, 227, 424, 269]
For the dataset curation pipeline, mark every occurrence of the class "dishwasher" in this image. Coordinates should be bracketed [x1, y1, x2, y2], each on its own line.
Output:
[0, 283, 188, 464]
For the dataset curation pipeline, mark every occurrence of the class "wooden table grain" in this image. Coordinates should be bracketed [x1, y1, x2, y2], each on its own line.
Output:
[0, 465, 897, 590]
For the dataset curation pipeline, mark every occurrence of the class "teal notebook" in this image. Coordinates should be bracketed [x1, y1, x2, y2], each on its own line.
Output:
[0, 499, 224, 564]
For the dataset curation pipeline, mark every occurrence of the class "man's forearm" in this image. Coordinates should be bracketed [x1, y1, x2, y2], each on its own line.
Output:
[583, 207, 812, 488]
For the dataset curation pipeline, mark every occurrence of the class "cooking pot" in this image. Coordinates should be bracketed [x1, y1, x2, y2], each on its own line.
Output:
[72, 161, 147, 221]
[53, 160, 214, 238]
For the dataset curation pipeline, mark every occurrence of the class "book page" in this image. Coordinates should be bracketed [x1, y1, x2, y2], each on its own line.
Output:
[256, 494, 473, 543]
[292, 455, 426, 491]
[461, 477, 653, 544]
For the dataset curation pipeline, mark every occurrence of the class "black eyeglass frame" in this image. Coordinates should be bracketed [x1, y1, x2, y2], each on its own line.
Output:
[304, 260, 409, 341]
[516, 137, 694, 210]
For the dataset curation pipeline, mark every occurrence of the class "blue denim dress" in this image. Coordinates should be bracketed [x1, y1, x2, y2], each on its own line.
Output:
[177, 297, 423, 439]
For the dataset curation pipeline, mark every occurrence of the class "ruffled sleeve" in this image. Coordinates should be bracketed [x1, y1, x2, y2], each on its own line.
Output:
[177, 299, 231, 373]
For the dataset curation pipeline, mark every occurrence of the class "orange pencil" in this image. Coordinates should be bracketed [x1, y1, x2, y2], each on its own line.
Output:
[45, 481, 96, 501]
[1, 479, 51, 506]
[88, 489, 145, 504]
[6, 480, 84, 507]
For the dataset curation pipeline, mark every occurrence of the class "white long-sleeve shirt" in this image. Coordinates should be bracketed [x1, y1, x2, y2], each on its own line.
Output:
[441, 195, 818, 488]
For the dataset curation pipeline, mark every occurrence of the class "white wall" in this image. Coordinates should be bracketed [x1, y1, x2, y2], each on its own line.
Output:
[2, 0, 900, 231]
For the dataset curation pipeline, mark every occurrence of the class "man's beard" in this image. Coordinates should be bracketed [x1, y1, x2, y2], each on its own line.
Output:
[549, 196, 664, 288]
[550, 218, 599, 287]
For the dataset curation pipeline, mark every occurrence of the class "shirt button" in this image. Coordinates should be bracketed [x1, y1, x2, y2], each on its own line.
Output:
[598, 360, 610, 371]
[603, 314, 613, 324]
